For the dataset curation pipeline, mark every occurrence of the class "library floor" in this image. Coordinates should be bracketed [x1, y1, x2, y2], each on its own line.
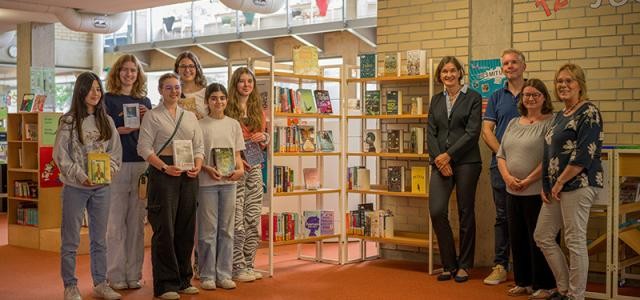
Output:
[0, 213, 637, 300]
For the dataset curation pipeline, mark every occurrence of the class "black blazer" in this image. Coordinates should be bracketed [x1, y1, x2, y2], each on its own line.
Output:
[427, 87, 482, 166]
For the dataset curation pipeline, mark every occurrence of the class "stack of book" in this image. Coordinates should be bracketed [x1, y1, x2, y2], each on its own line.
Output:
[261, 212, 300, 242]
[346, 203, 394, 238]
[273, 125, 335, 153]
[273, 165, 294, 192]
[16, 203, 38, 226]
[14, 180, 37, 198]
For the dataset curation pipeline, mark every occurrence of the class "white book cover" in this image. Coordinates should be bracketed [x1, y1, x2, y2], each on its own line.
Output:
[410, 97, 423, 115]
[123, 103, 140, 128]
[172, 140, 194, 171]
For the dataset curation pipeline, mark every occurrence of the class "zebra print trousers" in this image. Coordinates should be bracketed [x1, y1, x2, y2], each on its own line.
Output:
[232, 166, 264, 272]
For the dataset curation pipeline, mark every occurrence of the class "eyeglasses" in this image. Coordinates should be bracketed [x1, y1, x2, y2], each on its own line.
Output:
[556, 78, 574, 85]
[178, 64, 196, 70]
[523, 92, 543, 99]
[209, 96, 227, 102]
[163, 85, 181, 91]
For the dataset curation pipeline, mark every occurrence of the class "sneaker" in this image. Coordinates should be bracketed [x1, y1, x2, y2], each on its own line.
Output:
[93, 282, 122, 300]
[507, 285, 533, 296]
[483, 264, 507, 285]
[109, 282, 128, 290]
[64, 285, 82, 300]
[216, 279, 237, 290]
[178, 286, 199, 294]
[127, 280, 142, 289]
[158, 291, 180, 300]
[232, 270, 256, 282]
[200, 280, 216, 290]
[249, 268, 263, 280]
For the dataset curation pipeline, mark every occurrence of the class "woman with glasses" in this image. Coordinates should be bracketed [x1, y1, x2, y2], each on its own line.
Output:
[174, 51, 207, 119]
[137, 73, 204, 300]
[496, 79, 556, 298]
[534, 63, 603, 300]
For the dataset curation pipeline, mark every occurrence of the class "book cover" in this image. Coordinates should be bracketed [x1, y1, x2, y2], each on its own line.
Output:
[316, 130, 335, 152]
[356, 167, 370, 190]
[363, 129, 381, 153]
[292, 45, 320, 76]
[410, 127, 425, 154]
[384, 52, 400, 77]
[410, 97, 423, 115]
[178, 97, 198, 115]
[303, 168, 320, 190]
[387, 166, 405, 192]
[347, 98, 362, 115]
[23, 123, 37, 141]
[386, 90, 403, 115]
[359, 53, 376, 78]
[212, 147, 235, 177]
[313, 90, 333, 114]
[365, 90, 381, 115]
[298, 125, 316, 152]
[88, 152, 111, 184]
[297, 89, 317, 113]
[172, 139, 194, 171]
[619, 177, 640, 203]
[123, 103, 140, 128]
[320, 211, 335, 235]
[411, 166, 427, 194]
[20, 94, 34, 112]
[387, 130, 403, 153]
[303, 210, 321, 237]
[242, 141, 264, 166]
[31, 94, 46, 112]
[39, 146, 62, 188]
[406, 49, 427, 76]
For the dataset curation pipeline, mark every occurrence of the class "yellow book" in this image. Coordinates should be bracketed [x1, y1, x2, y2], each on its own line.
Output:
[411, 166, 427, 194]
[178, 97, 198, 115]
[88, 152, 111, 184]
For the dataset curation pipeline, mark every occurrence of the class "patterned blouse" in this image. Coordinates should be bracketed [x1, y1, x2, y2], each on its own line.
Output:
[542, 102, 604, 193]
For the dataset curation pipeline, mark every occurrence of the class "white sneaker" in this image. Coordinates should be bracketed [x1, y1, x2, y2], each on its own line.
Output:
[483, 264, 507, 285]
[127, 280, 142, 289]
[216, 279, 236, 290]
[232, 270, 255, 282]
[158, 291, 180, 300]
[249, 269, 263, 280]
[64, 285, 82, 300]
[93, 282, 122, 300]
[178, 286, 199, 294]
[200, 280, 216, 290]
[109, 282, 128, 290]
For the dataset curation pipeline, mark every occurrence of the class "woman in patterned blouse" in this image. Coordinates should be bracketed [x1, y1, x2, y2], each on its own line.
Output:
[534, 63, 603, 300]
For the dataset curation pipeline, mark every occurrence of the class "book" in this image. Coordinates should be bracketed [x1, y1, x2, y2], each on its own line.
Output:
[172, 140, 194, 171]
[384, 52, 401, 77]
[20, 94, 35, 112]
[303, 168, 320, 190]
[320, 211, 335, 235]
[31, 94, 46, 112]
[292, 45, 320, 76]
[410, 97, 423, 115]
[347, 98, 362, 115]
[406, 49, 427, 75]
[297, 89, 317, 113]
[88, 152, 111, 184]
[386, 90, 403, 115]
[303, 211, 321, 237]
[619, 177, 640, 203]
[356, 167, 371, 190]
[410, 127, 425, 154]
[242, 141, 264, 166]
[387, 166, 405, 192]
[359, 53, 376, 78]
[363, 129, 381, 153]
[123, 103, 140, 128]
[316, 130, 335, 152]
[298, 125, 316, 152]
[178, 97, 198, 115]
[313, 90, 333, 114]
[211, 148, 235, 177]
[23, 123, 37, 141]
[365, 90, 381, 115]
[411, 166, 427, 194]
[387, 130, 404, 153]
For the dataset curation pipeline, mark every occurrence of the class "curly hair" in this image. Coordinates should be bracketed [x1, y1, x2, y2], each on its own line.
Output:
[106, 54, 148, 99]
[225, 67, 264, 132]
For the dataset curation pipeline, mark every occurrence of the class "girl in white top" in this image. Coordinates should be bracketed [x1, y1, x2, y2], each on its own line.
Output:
[174, 51, 207, 119]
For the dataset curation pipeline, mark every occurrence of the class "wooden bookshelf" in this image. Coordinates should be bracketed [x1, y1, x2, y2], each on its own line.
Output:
[347, 152, 428, 159]
[347, 74, 430, 84]
[273, 151, 340, 157]
[274, 112, 340, 119]
[346, 114, 428, 119]
[348, 188, 428, 198]
[273, 234, 341, 246]
[274, 188, 340, 196]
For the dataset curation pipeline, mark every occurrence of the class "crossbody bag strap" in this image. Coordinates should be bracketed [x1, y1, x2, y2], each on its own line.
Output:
[156, 111, 184, 155]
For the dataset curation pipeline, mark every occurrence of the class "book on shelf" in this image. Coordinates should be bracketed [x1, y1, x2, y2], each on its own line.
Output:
[211, 148, 235, 177]
[316, 130, 335, 152]
[292, 45, 320, 76]
[23, 123, 37, 141]
[384, 52, 401, 77]
[359, 53, 376, 78]
[411, 166, 427, 194]
[387, 166, 405, 192]
[347, 98, 362, 115]
[410, 127, 425, 154]
[386, 130, 404, 153]
[274, 165, 294, 192]
[619, 177, 640, 203]
[16, 203, 38, 226]
[172, 140, 195, 171]
[123, 103, 140, 128]
[365, 90, 381, 115]
[298, 89, 317, 113]
[363, 129, 381, 153]
[14, 180, 38, 198]
[242, 141, 264, 166]
[261, 212, 300, 242]
[303, 210, 321, 237]
[88, 152, 111, 184]
[31, 94, 46, 112]
[303, 168, 320, 190]
[313, 90, 333, 114]
[320, 211, 335, 235]
[410, 97, 424, 115]
[386, 90, 403, 115]
[19, 94, 35, 112]
[348, 167, 371, 190]
[298, 125, 316, 152]
[346, 207, 394, 238]
[177, 97, 198, 115]
[406, 49, 427, 76]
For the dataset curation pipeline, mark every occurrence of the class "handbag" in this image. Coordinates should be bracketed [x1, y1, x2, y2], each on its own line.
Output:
[138, 111, 184, 200]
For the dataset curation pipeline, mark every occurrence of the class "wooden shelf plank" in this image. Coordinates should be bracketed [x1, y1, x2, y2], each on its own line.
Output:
[347, 74, 430, 83]
[8, 140, 38, 143]
[620, 202, 640, 215]
[348, 188, 428, 198]
[256, 70, 340, 82]
[274, 188, 340, 196]
[8, 168, 38, 173]
[346, 114, 428, 119]
[349, 231, 429, 248]
[273, 152, 340, 157]
[347, 152, 429, 159]
[272, 234, 340, 246]
[8, 196, 38, 202]
[274, 112, 340, 119]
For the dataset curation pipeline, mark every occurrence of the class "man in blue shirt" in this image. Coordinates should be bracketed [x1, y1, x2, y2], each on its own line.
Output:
[481, 49, 527, 285]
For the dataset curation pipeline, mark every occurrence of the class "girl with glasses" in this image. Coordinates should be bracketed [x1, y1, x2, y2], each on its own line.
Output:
[174, 51, 208, 119]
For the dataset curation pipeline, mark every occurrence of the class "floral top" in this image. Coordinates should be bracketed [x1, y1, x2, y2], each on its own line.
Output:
[542, 102, 604, 193]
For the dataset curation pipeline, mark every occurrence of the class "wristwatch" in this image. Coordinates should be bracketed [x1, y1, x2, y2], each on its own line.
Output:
[161, 165, 168, 173]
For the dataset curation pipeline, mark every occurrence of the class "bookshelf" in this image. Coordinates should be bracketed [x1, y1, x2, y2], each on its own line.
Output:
[343, 57, 436, 273]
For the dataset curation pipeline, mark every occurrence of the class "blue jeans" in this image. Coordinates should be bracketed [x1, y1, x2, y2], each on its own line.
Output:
[197, 184, 236, 282]
[61, 185, 110, 287]
[490, 167, 509, 268]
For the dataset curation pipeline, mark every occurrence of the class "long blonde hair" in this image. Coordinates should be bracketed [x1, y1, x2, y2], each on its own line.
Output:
[106, 54, 148, 99]
[225, 67, 263, 132]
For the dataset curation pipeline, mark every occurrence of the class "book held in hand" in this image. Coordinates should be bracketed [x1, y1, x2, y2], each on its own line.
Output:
[212, 148, 235, 177]
[172, 140, 195, 171]
[243, 141, 264, 166]
[303, 168, 320, 190]
[123, 103, 140, 128]
[88, 152, 111, 184]
[316, 130, 335, 152]
[313, 90, 333, 114]
[177, 97, 198, 115]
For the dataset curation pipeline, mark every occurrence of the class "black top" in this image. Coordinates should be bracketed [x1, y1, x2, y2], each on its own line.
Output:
[104, 92, 153, 162]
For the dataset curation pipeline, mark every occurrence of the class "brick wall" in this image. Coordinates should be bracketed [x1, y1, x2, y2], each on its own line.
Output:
[54, 23, 93, 42]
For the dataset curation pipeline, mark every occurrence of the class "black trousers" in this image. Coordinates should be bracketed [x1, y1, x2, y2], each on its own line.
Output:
[429, 163, 481, 272]
[507, 193, 556, 290]
[147, 156, 198, 296]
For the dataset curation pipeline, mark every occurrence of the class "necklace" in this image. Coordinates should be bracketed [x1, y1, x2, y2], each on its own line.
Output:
[447, 87, 461, 102]
[563, 100, 582, 114]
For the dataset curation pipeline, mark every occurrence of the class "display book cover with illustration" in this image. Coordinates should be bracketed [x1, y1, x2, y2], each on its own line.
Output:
[242, 141, 264, 167]
[316, 130, 335, 152]
[387, 166, 405, 192]
[298, 125, 316, 152]
[122, 103, 140, 128]
[303, 210, 334, 237]
[303, 168, 320, 190]
[313, 89, 333, 114]
[211, 147, 235, 177]
[386, 130, 404, 153]
[172, 139, 194, 171]
[177, 97, 198, 115]
[365, 90, 381, 115]
[292, 45, 320, 76]
[87, 152, 111, 184]
[363, 129, 381, 153]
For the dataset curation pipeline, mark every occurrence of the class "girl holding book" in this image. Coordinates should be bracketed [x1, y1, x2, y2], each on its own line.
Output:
[103, 54, 153, 291]
[197, 83, 245, 291]
[225, 67, 268, 282]
[53, 71, 123, 300]
[174, 51, 208, 119]
[137, 73, 204, 300]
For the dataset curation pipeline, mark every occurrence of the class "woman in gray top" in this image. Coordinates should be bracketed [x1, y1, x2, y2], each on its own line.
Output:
[496, 79, 556, 298]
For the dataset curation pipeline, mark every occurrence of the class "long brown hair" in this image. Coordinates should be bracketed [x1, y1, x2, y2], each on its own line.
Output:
[106, 54, 148, 99]
[173, 51, 207, 89]
[60, 72, 113, 144]
[225, 67, 263, 132]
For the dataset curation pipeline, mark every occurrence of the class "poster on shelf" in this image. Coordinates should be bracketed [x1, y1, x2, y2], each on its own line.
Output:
[39, 147, 62, 187]
[470, 59, 505, 113]
[41, 114, 60, 146]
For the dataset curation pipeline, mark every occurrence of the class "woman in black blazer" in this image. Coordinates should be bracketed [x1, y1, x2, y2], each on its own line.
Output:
[427, 56, 483, 283]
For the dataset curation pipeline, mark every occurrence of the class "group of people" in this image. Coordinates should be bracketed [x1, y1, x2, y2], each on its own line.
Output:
[427, 49, 603, 300]
[53, 51, 268, 300]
